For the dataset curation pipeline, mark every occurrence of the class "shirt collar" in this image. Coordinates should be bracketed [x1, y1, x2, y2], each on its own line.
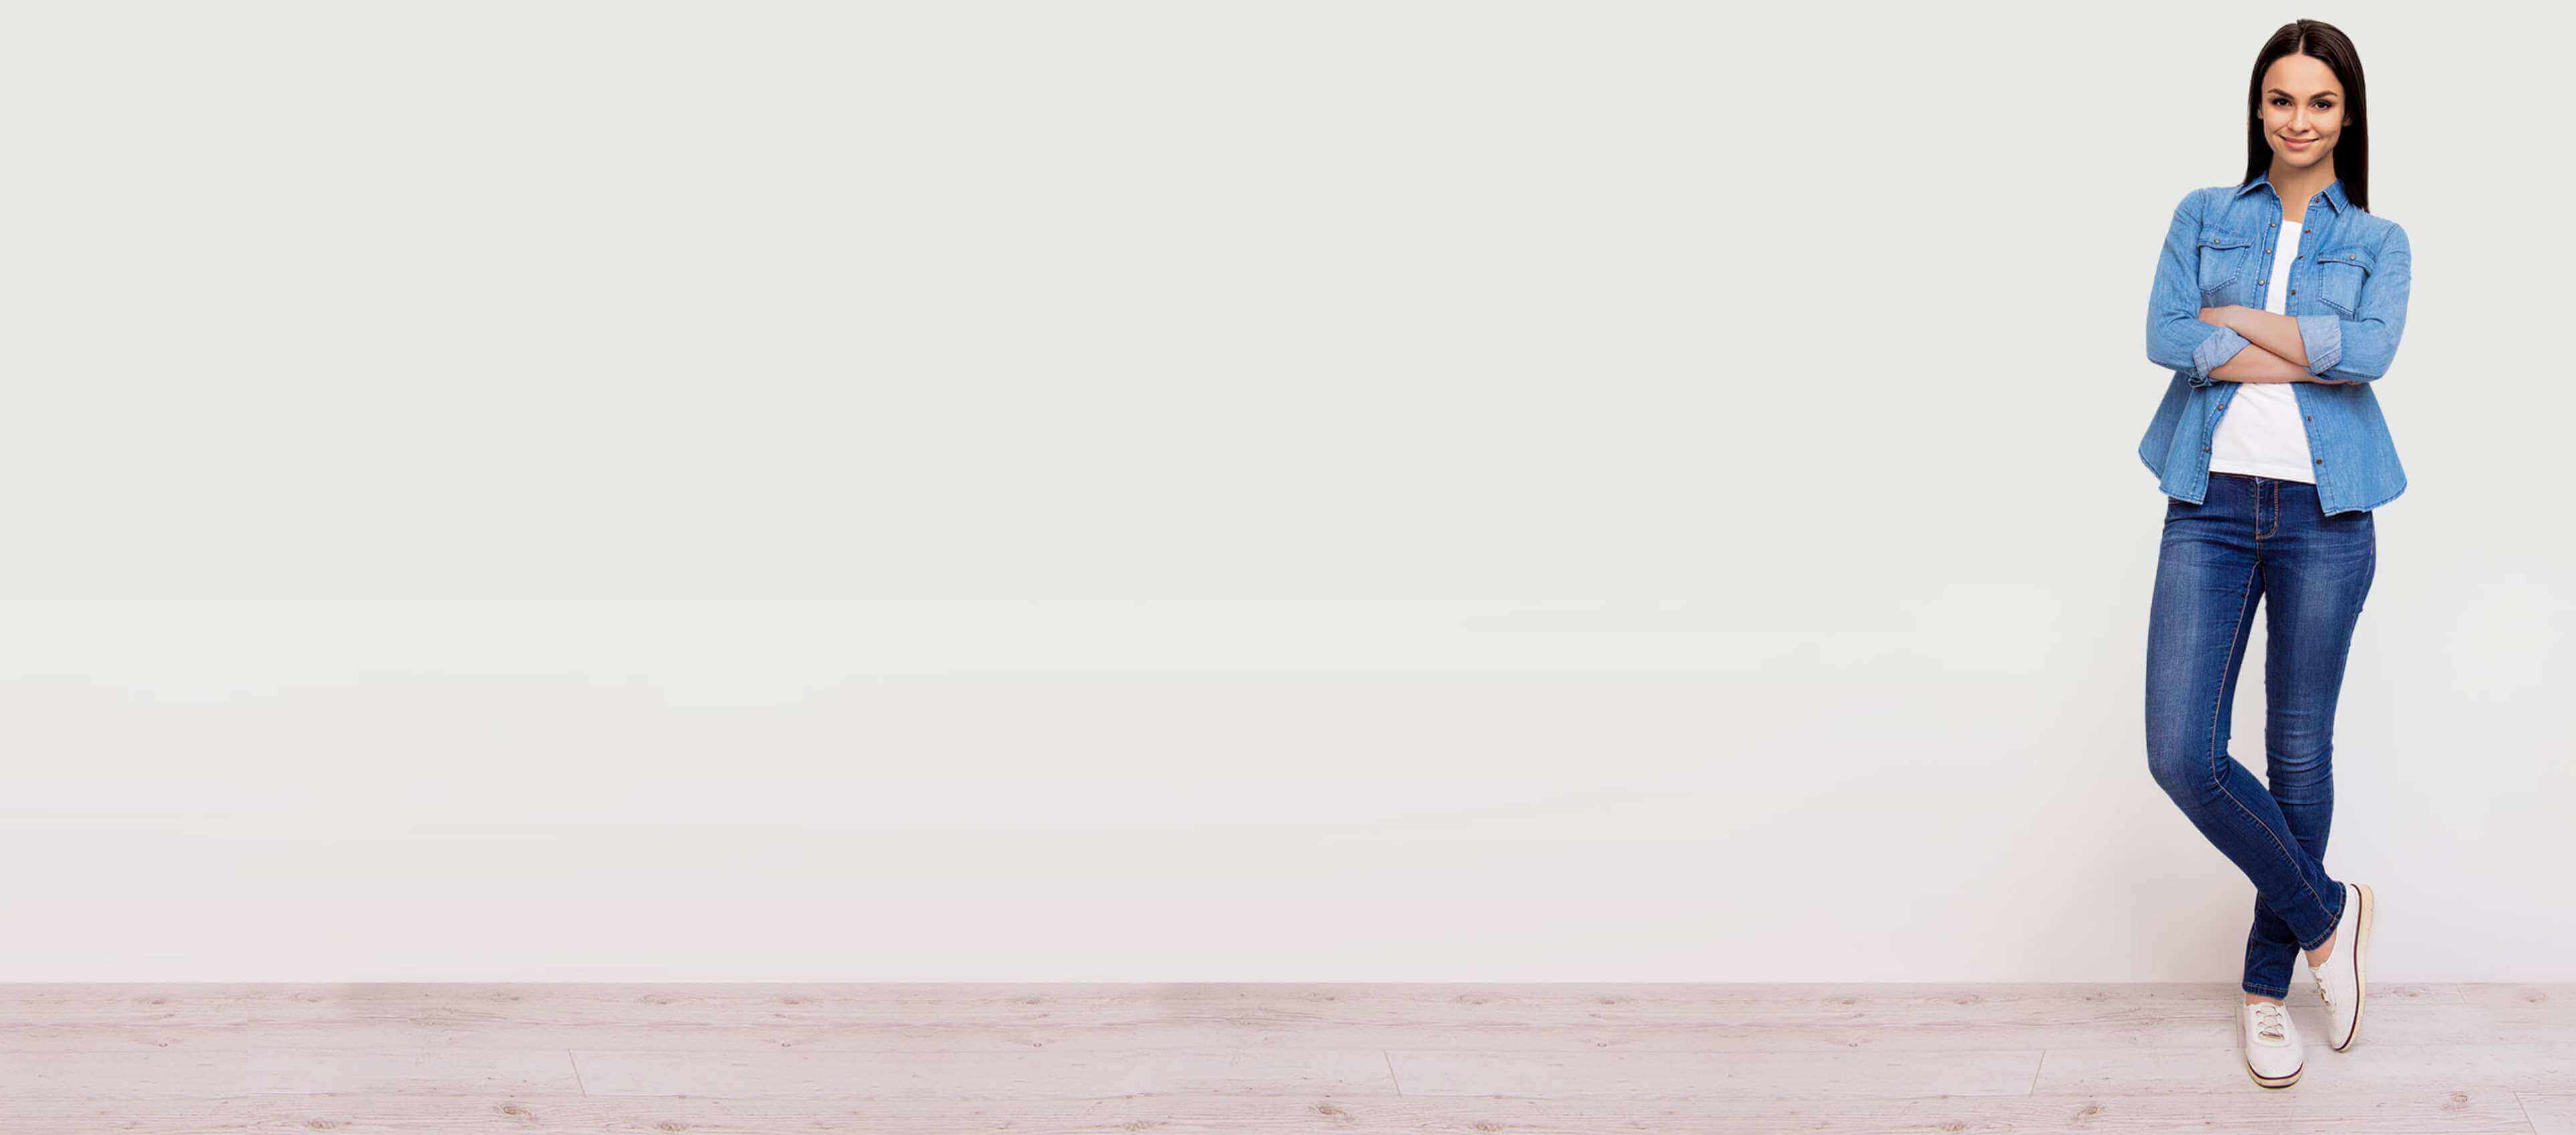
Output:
[2235, 170, 2349, 215]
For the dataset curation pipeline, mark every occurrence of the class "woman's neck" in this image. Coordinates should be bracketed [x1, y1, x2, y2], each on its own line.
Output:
[2270, 160, 2338, 222]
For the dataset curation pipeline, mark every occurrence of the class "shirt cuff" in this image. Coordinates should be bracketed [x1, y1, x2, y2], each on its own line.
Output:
[2189, 325, 2251, 387]
[2297, 314, 2343, 377]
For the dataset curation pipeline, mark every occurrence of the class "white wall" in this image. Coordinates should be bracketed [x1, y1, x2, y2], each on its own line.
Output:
[3, 1, 2567, 982]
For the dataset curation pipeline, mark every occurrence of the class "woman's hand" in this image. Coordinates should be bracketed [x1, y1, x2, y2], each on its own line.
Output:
[2197, 304, 2247, 332]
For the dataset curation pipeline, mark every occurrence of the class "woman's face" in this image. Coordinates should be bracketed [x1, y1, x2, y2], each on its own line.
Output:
[2259, 54, 2347, 170]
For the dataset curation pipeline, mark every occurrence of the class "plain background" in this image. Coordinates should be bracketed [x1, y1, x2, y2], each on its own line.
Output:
[2, 1, 2566, 981]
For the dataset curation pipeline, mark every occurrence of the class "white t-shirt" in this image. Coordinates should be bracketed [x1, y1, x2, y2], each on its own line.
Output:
[2208, 217, 2317, 482]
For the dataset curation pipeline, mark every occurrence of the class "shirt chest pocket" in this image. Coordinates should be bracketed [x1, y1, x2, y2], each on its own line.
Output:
[2310, 246, 2376, 315]
[2196, 230, 2254, 298]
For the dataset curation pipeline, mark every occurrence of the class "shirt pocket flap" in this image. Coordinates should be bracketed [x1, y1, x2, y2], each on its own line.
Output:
[2314, 246, 2377, 314]
[2195, 229, 2253, 292]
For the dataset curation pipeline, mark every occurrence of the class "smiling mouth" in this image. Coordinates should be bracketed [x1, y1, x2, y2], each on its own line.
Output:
[2284, 137, 2317, 145]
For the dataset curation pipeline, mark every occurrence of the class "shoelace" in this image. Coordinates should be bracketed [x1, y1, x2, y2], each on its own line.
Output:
[2312, 964, 2336, 1007]
[2250, 1000, 2288, 1042]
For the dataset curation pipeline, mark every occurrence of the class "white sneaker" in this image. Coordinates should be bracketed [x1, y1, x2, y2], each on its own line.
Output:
[2308, 881, 2375, 1051]
[2240, 998, 2303, 1087]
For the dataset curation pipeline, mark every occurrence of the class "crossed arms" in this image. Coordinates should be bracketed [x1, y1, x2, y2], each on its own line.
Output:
[2142, 188, 2413, 388]
[2198, 305, 2346, 384]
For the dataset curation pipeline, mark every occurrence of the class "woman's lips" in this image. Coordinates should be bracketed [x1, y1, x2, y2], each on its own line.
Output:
[2284, 137, 2316, 149]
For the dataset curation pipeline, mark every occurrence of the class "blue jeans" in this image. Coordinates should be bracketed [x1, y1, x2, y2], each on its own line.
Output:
[2145, 471, 2376, 998]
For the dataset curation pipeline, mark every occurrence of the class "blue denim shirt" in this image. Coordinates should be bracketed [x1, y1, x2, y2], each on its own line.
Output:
[2137, 171, 2412, 514]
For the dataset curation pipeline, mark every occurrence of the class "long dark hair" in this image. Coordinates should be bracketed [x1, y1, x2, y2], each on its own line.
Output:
[2241, 19, 2370, 213]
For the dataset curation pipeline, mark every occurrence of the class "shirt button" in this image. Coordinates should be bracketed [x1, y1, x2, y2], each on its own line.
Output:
[2314, 458, 2324, 464]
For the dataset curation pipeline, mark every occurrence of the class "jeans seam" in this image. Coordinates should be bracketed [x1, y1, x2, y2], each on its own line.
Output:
[2207, 554, 2337, 938]
[2243, 982, 2290, 997]
[2295, 888, 2344, 952]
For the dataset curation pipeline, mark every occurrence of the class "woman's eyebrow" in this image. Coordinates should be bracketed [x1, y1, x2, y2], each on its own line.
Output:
[2266, 88, 2340, 98]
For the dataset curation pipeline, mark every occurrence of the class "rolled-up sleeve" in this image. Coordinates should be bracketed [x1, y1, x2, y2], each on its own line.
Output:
[2296, 314, 2343, 376]
[2144, 188, 2249, 387]
[2300, 224, 2411, 383]
[2192, 325, 2253, 385]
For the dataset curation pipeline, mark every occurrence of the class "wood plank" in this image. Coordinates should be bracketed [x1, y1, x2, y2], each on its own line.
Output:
[0, 1016, 2252, 1055]
[0, 985, 2537, 1057]
[0, 1089, 2538, 1135]
[0, 1048, 581, 1098]
[2462, 986, 2576, 1019]
[0, 983, 2560, 1133]
[567, 1047, 1399, 1098]
[0, 980, 2468, 1027]
[2521, 1090, 2574, 1135]
[2035, 1041, 2576, 1095]
[1386, 1047, 2045, 1098]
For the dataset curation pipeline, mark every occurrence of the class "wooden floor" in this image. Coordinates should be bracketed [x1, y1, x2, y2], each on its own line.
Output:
[1, 982, 2571, 1133]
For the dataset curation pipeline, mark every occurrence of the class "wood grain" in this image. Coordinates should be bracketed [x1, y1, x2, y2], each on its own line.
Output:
[0, 982, 2563, 1134]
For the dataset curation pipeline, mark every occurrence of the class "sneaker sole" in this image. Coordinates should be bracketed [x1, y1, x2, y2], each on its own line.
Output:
[2332, 882, 2374, 1052]
[2247, 1059, 2302, 1089]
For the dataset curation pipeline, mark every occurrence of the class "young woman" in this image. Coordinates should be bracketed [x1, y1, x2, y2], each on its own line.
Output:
[2135, 19, 2412, 1090]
